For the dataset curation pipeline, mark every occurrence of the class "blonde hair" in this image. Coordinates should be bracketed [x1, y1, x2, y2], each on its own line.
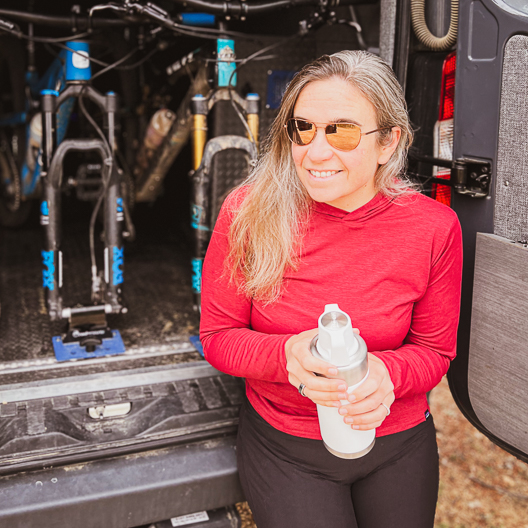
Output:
[227, 50, 414, 303]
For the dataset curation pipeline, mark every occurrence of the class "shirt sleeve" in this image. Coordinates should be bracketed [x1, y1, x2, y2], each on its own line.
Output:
[199, 193, 293, 383]
[370, 213, 463, 399]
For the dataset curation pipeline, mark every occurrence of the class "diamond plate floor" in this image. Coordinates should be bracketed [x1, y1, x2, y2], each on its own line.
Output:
[0, 202, 200, 363]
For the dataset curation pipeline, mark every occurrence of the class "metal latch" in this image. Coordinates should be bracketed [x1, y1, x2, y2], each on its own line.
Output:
[410, 155, 492, 198]
[88, 402, 132, 420]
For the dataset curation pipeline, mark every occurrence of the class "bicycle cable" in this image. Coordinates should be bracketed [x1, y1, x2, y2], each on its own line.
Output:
[51, 41, 155, 76]
[0, 19, 93, 43]
[78, 87, 115, 292]
[91, 46, 140, 81]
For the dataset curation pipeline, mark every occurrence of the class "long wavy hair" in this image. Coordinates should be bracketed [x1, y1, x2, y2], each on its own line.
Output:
[226, 50, 414, 303]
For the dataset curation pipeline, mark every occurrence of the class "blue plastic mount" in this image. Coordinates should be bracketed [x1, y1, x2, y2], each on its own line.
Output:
[189, 335, 204, 357]
[52, 330, 126, 362]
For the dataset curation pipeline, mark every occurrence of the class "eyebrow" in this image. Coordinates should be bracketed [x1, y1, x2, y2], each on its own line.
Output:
[334, 118, 362, 126]
[293, 116, 363, 127]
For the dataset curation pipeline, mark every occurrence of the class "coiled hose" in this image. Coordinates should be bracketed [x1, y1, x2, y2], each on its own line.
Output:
[411, 0, 459, 51]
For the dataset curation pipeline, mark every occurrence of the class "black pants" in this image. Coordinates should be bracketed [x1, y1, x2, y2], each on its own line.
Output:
[237, 399, 439, 528]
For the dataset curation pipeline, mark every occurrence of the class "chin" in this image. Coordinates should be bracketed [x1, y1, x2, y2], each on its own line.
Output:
[308, 191, 341, 205]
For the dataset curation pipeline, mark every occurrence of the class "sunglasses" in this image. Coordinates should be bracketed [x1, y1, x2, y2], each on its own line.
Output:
[285, 118, 391, 151]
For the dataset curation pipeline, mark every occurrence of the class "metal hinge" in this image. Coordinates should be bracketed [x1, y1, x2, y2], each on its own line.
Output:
[410, 156, 492, 198]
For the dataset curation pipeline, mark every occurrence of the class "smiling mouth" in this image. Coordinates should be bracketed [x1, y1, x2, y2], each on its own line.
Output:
[308, 170, 341, 178]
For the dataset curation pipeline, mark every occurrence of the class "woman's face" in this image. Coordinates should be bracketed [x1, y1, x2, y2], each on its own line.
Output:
[291, 77, 400, 212]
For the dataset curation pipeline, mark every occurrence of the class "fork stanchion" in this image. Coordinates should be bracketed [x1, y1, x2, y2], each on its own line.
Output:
[246, 93, 260, 152]
[40, 89, 62, 321]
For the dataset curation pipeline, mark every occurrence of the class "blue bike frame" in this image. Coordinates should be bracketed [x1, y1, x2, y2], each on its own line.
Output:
[0, 41, 90, 197]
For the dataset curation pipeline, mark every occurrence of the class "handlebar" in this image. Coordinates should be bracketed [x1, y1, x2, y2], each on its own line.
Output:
[0, 9, 131, 29]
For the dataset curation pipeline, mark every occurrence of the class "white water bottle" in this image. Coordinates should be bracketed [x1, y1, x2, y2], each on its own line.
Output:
[310, 304, 375, 459]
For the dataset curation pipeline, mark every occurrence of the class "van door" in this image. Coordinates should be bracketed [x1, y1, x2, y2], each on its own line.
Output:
[449, 0, 528, 461]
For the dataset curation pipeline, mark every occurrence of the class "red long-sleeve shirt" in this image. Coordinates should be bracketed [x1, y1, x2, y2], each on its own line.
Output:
[200, 189, 463, 438]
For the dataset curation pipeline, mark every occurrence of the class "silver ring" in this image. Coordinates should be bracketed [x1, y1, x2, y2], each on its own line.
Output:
[380, 402, 391, 416]
[298, 383, 307, 397]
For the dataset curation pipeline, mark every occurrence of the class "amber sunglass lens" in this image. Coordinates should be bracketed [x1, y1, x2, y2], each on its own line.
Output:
[287, 119, 315, 145]
[326, 123, 361, 151]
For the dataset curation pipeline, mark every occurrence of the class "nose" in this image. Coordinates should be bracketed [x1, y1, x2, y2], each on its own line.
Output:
[306, 127, 334, 162]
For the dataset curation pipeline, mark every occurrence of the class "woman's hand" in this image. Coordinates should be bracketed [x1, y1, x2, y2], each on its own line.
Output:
[338, 353, 395, 430]
[285, 329, 349, 408]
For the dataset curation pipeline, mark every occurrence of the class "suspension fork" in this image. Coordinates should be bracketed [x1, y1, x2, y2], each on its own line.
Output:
[40, 87, 125, 321]
[190, 91, 260, 310]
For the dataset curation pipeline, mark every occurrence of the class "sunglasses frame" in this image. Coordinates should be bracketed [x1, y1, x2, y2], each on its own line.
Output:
[284, 118, 391, 152]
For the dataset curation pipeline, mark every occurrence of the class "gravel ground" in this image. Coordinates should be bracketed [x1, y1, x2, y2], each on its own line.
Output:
[236, 376, 528, 528]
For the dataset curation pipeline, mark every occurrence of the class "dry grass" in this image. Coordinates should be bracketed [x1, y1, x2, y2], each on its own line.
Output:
[237, 376, 528, 528]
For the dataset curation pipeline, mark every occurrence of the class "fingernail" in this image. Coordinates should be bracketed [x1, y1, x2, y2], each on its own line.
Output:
[329, 368, 338, 375]
[337, 384, 347, 391]
[348, 395, 356, 402]
[338, 393, 348, 400]
[338, 407, 347, 415]
[352, 425, 360, 430]
[345, 417, 354, 424]
[332, 401, 341, 407]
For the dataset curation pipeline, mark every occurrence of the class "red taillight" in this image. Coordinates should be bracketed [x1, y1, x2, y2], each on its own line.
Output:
[432, 52, 456, 207]
[438, 52, 456, 121]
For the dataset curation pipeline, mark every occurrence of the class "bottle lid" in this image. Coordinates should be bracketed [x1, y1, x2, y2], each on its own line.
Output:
[316, 304, 358, 367]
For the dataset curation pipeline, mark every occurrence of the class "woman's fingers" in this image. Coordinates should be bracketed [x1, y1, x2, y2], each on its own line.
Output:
[289, 366, 347, 406]
[286, 329, 338, 376]
[345, 400, 394, 430]
[285, 329, 348, 407]
[340, 390, 395, 416]
[336, 354, 395, 430]
[338, 396, 393, 430]
[346, 354, 394, 404]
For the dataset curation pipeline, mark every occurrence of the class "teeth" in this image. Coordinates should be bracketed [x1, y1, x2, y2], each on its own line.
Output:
[310, 170, 338, 178]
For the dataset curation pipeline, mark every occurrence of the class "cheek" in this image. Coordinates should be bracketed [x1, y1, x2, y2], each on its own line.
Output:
[350, 146, 371, 162]
[346, 146, 381, 171]
[291, 145, 305, 170]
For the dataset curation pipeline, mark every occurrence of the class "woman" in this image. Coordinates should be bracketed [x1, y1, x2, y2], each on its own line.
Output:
[200, 50, 462, 528]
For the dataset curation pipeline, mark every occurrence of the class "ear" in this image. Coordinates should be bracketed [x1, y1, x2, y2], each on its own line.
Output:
[377, 127, 401, 165]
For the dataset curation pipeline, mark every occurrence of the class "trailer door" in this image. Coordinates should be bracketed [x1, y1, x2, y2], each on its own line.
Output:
[449, 0, 528, 461]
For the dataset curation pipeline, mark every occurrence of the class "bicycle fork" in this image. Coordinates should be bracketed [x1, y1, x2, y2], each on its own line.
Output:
[40, 86, 125, 323]
[190, 91, 259, 310]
